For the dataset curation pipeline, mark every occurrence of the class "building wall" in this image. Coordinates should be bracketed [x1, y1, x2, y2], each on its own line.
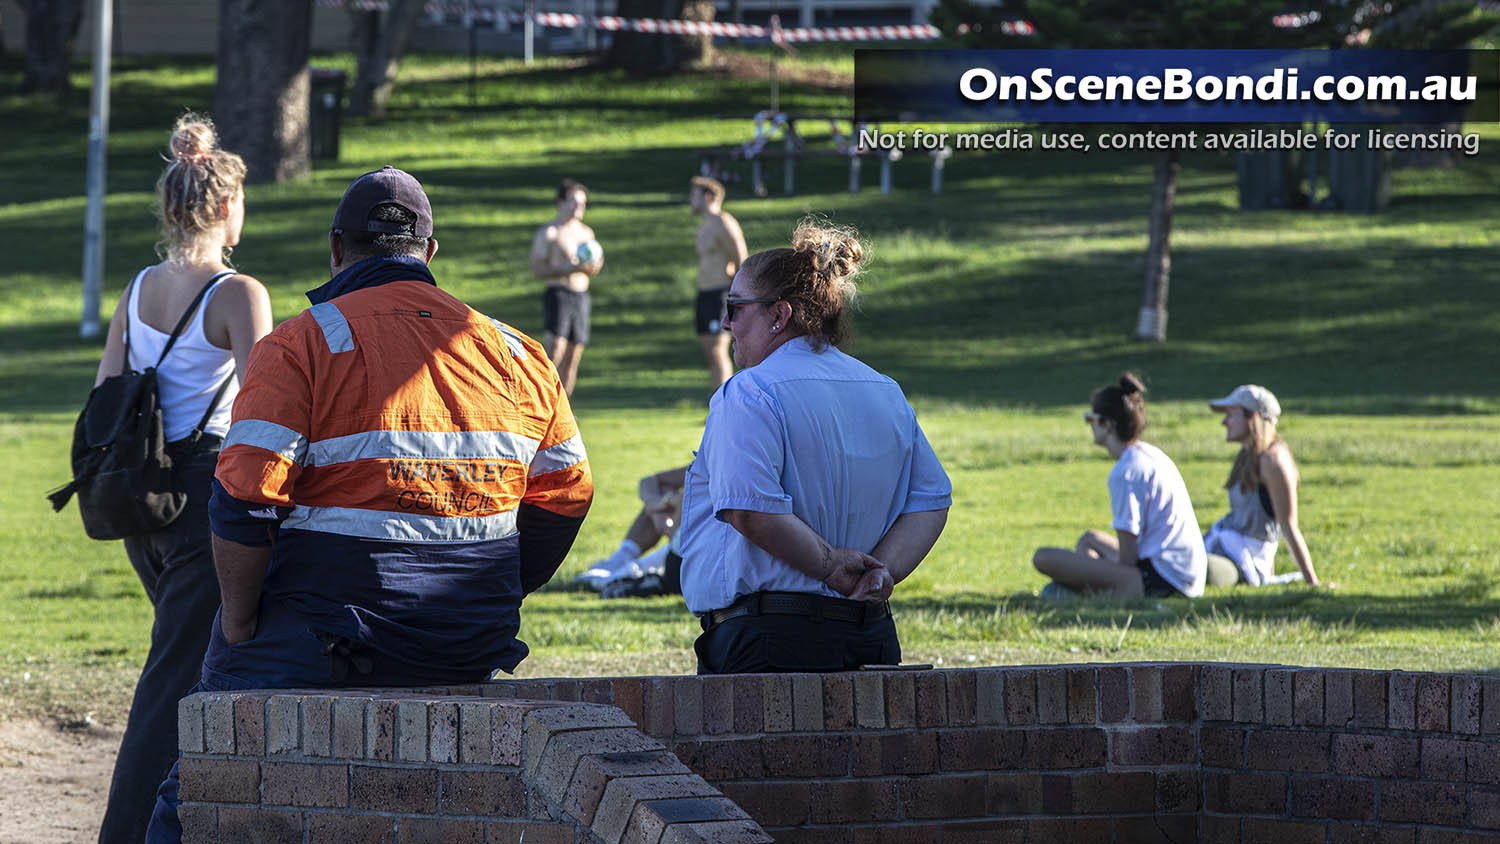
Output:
[2, 1, 349, 57]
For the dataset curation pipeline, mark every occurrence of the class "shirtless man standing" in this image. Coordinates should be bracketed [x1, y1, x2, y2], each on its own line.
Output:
[689, 176, 748, 391]
[531, 179, 603, 395]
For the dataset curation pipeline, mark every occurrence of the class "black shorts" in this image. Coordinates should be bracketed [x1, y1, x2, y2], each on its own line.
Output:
[1137, 557, 1185, 598]
[695, 287, 728, 335]
[543, 287, 590, 345]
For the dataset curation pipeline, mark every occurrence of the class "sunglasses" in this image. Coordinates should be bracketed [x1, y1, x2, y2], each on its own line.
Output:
[1083, 412, 1103, 424]
[722, 296, 779, 325]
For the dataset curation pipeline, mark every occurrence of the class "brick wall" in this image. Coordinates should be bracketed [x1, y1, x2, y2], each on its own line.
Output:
[178, 664, 1500, 843]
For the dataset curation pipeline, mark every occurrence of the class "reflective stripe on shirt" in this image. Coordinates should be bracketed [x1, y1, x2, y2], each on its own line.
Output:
[280, 503, 520, 542]
[224, 419, 310, 465]
[308, 302, 355, 353]
[307, 429, 541, 468]
[528, 433, 588, 478]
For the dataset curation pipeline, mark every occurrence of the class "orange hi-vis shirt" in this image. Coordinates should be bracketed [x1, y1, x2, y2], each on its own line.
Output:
[217, 278, 591, 543]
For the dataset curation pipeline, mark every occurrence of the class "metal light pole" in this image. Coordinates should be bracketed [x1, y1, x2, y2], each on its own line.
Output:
[80, 0, 113, 339]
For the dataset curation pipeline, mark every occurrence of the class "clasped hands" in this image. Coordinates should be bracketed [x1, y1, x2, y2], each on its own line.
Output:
[821, 547, 895, 602]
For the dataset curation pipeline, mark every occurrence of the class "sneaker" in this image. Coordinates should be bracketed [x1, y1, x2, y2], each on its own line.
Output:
[570, 566, 614, 591]
[1039, 581, 1082, 601]
[600, 574, 668, 599]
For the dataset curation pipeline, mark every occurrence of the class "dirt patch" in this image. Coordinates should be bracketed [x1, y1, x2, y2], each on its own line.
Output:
[0, 719, 118, 843]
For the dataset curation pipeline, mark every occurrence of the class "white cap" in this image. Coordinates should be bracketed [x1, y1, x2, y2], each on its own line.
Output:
[1209, 385, 1281, 425]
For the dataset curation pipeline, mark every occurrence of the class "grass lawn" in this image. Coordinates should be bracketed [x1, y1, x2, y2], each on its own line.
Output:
[1, 47, 1496, 725]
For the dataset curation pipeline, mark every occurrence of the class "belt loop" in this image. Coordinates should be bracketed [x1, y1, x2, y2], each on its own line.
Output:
[747, 591, 765, 617]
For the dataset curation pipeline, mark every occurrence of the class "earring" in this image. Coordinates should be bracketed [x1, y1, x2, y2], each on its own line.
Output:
[772, 323, 780, 331]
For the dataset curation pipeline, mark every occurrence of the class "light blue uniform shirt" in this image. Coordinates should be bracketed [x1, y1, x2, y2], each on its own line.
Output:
[678, 337, 952, 615]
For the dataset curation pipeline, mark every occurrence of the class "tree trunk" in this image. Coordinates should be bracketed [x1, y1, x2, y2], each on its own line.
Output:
[1135, 147, 1179, 343]
[606, 0, 705, 77]
[18, 0, 84, 94]
[346, 0, 425, 117]
[214, 0, 313, 184]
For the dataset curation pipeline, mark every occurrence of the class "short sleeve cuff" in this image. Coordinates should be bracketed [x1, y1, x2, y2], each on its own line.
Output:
[209, 479, 288, 547]
[901, 491, 953, 513]
[712, 494, 794, 521]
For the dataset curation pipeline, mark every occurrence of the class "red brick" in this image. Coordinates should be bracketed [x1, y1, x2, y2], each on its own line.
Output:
[1422, 737, 1468, 781]
[1115, 814, 1196, 844]
[398, 818, 485, 844]
[851, 824, 937, 844]
[513, 682, 549, 701]
[762, 734, 849, 777]
[986, 772, 1043, 814]
[580, 678, 615, 705]
[612, 678, 645, 727]
[261, 762, 347, 809]
[660, 820, 772, 844]
[178, 804, 217, 843]
[1157, 770, 1200, 812]
[484, 820, 577, 844]
[566, 750, 692, 825]
[1417, 832, 1500, 844]
[178, 758, 261, 804]
[1484, 677, 1500, 735]
[673, 676, 704, 737]
[1294, 670, 1325, 726]
[852, 731, 937, 775]
[1067, 668, 1096, 724]
[595, 773, 720, 844]
[977, 669, 1005, 725]
[1241, 818, 1327, 844]
[308, 813, 395, 844]
[1417, 674, 1451, 732]
[303, 696, 332, 757]
[1468, 740, 1500, 784]
[673, 737, 765, 780]
[1069, 771, 1155, 814]
[1265, 669, 1295, 726]
[1036, 668, 1068, 724]
[760, 827, 852, 844]
[1247, 729, 1330, 773]
[1471, 785, 1500, 829]
[1028, 727, 1107, 769]
[625, 795, 750, 844]
[234, 695, 266, 756]
[720, 781, 811, 827]
[1202, 816, 1240, 844]
[550, 680, 582, 702]
[938, 727, 1025, 771]
[1326, 671, 1355, 728]
[733, 676, 765, 733]
[1330, 825, 1417, 844]
[854, 672, 885, 728]
[940, 819, 1026, 844]
[1200, 726, 1245, 769]
[1233, 668, 1264, 723]
[1290, 775, 1375, 820]
[884, 673, 915, 728]
[1380, 780, 1465, 825]
[1098, 667, 1129, 723]
[1355, 672, 1388, 729]
[351, 765, 437, 813]
[1205, 771, 1287, 815]
[1201, 664, 1233, 721]
[1002, 670, 1037, 726]
[1333, 734, 1419, 778]
[823, 673, 855, 730]
[1041, 772, 1073, 813]
[216, 807, 301, 844]
[1162, 664, 1198, 722]
[367, 699, 397, 762]
[1453, 676, 1482, 736]
[901, 773, 988, 819]
[645, 677, 675, 737]
[913, 670, 947, 728]
[1390, 672, 1417, 730]
[1028, 818, 1110, 844]
[703, 676, 735, 735]
[1133, 665, 1164, 723]
[810, 780, 899, 823]
[1111, 725, 1194, 766]
[945, 669, 977, 726]
[440, 771, 526, 816]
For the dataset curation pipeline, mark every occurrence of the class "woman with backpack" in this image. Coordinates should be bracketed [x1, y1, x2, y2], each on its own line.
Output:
[92, 114, 271, 844]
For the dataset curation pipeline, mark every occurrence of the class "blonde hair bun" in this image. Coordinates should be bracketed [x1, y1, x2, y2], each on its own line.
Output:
[169, 114, 218, 164]
[790, 220, 865, 303]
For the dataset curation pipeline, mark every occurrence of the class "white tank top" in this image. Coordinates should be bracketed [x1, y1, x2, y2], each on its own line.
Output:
[125, 267, 240, 442]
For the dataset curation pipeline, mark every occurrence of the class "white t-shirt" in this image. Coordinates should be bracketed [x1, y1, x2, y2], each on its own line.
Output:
[1108, 441, 1207, 597]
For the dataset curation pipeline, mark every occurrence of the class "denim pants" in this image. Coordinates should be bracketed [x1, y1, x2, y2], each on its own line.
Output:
[97, 437, 223, 844]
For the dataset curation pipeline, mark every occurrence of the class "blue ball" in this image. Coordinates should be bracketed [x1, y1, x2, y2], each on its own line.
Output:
[577, 240, 603, 264]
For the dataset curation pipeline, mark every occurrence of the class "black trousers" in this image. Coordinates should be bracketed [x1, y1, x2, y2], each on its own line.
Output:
[694, 604, 901, 675]
[98, 437, 223, 844]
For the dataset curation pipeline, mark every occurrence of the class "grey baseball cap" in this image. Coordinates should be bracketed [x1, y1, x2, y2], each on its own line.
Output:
[1209, 385, 1281, 424]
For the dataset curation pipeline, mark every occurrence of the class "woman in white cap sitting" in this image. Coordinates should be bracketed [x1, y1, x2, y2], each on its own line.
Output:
[1205, 384, 1322, 587]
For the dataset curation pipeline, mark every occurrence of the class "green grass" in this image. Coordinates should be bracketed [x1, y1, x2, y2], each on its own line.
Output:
[2, 49, 1497, 724]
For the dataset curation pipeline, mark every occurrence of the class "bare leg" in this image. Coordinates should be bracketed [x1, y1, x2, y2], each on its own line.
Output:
[1034, 544, 1143, 597]
[700, 332, 732, 391]
[545, 334, 581, 395]
[1076, 529, 1119, 561]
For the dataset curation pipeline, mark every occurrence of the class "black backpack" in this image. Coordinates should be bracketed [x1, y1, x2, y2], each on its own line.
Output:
[47, 271, 235, 540]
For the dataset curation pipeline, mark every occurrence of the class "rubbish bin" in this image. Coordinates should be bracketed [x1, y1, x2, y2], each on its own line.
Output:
[309, 68, 347, 161]
[1322, 129, 1391, 213]
[1236, 149, 1305, 210]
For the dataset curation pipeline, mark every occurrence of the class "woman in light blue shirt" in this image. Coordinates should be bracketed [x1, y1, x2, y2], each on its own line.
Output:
[677, 221, 952, 674]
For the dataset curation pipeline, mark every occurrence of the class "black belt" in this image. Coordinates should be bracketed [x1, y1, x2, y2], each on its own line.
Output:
[700, 590, 891, 632]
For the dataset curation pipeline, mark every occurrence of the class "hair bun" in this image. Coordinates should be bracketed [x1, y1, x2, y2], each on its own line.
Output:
[169, 115, 218, 164]
[1118, 372, 1146, 397]
[790, 220, 865, 288]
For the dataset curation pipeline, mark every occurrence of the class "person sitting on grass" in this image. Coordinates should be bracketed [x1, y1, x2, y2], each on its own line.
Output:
[574, 465, 688, 597]
[1032, 373, 1208, 599]
[1204, 384, 1323, 587]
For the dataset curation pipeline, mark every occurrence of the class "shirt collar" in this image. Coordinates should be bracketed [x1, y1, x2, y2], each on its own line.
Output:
[306, 255, 436, 305]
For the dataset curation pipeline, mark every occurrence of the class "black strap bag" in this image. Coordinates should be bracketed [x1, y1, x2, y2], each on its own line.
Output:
[47, 271, 236, 540]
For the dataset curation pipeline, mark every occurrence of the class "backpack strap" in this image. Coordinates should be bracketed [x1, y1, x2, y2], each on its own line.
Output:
[154, 270, 238, 368]
[187, 371, 235, 445]
[119, 269, 148, 376]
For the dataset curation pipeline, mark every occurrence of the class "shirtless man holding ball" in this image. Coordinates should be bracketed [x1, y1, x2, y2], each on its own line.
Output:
[689, 176, 747, 392]
[531, 178, 603, 395]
